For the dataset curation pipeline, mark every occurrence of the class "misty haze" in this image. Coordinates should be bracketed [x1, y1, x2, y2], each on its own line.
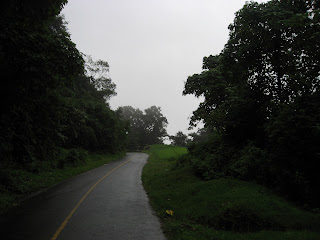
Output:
[1, 1, 319, 240]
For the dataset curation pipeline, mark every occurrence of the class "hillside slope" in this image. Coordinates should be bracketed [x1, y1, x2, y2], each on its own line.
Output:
[142, 144, 320, 240]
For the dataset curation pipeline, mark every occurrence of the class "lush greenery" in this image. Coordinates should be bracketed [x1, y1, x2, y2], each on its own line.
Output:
[169, 131, 188, 147]
[143, 144, 320, 240]
[0, 0, 127, 211]
[118, 106, 168, 150]
[183, 0, 320, 207]
[0, 150, 124, 213]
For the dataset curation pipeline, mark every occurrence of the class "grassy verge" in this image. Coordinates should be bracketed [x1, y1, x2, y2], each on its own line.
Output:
[0, 149, 125, 213]
[142, 144, 320, 240]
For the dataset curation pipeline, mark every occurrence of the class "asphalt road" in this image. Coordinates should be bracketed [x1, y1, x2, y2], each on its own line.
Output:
[0, 153, 166, 240]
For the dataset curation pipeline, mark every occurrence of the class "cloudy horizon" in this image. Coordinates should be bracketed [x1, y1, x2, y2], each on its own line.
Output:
[62, 0, 269, 136]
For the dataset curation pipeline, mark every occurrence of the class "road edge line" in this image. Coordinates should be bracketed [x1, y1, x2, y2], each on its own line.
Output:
[50, 158, 131, 240]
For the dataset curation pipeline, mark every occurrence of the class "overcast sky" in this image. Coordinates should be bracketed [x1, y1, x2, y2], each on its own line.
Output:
[62, 0, 268, 136]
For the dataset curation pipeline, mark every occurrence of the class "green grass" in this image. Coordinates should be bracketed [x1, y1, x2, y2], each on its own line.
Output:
[142, 144, 320, 240]
[0, 150, 125, 213]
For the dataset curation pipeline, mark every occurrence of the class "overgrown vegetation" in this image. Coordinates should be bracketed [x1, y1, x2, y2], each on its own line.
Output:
[143, 145, 320, 240]
[183, 0, 320, 208]
[169, 131, 188, 147]
[0, 1, 127, 211]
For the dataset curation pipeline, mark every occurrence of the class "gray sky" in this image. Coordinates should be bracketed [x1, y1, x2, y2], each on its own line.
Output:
[62, 0, 268, 136]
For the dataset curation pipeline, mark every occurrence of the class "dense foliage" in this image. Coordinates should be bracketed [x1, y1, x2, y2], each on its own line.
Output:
[170, 131, 188, 147]
[118, 106, 168, 150]
[184, 0, 320, 207]
[0, 0, 127, 173]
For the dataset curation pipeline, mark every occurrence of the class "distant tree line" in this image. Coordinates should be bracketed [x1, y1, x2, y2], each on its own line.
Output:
[183, 0, 320, 207]
[118, 106, 168, 150]
[169, 128, 210, 147]
[170, 131, 188, 147]
[0, 0, 127, 171]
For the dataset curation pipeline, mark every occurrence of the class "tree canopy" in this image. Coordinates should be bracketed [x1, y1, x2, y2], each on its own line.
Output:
[118, 106, 168, 150]
[183, 0, 320, 207]
[170, 131, 188, 147]
[84, 55, 116, 101]
[0, 1, 127, 170]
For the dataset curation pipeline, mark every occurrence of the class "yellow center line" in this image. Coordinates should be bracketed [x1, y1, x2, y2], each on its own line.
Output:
[50, 158, 131, 240]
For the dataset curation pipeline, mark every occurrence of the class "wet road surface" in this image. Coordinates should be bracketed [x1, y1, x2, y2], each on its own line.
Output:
[0, 153, 166, 240]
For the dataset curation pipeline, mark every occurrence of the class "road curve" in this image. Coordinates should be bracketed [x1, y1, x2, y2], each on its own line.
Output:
[0, 153, 166, 240]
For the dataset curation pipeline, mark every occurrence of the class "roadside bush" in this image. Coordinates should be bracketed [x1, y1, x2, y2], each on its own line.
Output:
[143, 145, 150, 151]
[230, 143, 269, 182]
[188, 134, 235, 180]
[57, 148, 88, 169]
[216, 205, 282, 232]
[79, 126, 98, 150]
[191, 154, 226, 180]
[67, 149, 87, 165]
[0, 169, 30, 194]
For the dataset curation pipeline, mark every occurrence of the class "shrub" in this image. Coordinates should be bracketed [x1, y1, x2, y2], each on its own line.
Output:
[216, 205, 282, 232]
[143, 145, 150, 151]
[57, 148, 88, 168]
[230, 143, 269, 182]
[188, 134, 235, 180]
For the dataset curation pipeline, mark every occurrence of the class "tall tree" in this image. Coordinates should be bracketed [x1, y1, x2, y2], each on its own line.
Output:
[183, 0, 320, 206]
[0, 1, 127, 168]
[0, 1, 84, 165]
[84, 55, 116, 101]
[118, 106, 168, 150]
[117, 106, 145, 150]
[143, 106, 168, 146]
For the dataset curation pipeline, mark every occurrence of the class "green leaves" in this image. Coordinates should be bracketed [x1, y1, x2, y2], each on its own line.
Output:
[183, 0, 320, 207]
[84, 55, 116, 100]
[118, 106, 168, 150]
[170, 131, 188, 147]
[0, 2, 127, 169]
